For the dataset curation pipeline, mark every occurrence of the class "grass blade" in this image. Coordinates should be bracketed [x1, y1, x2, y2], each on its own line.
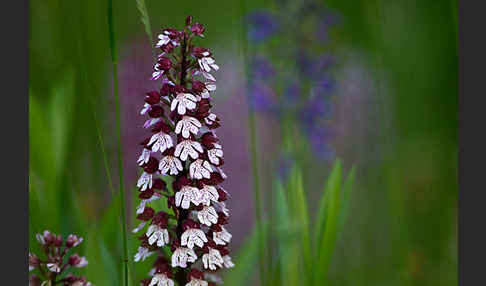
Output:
[274, 180, 300, 286]
[287, 167, 311, 283]
[107, 1, 129, 285]
[135, 0, 154, 56]
[314, 160, 342, 285]
[338, 166, 356, 232]
[223, 221, 268, 286]
[313, 160, 342, 249]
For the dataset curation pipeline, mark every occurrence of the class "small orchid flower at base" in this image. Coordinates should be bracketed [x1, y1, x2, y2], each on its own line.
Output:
[29, 230, 93, 286]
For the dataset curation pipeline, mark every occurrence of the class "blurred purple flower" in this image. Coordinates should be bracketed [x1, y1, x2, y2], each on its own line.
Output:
[314, 76, 334, 96]
[282, 80, 301, 105]
[247, 82, 278, 114]
[251, 55, 275, 80]
[245, 11, 280, 43]
[276, 154, 294, 181]
[297, 52, 334, 80]
[299, 96, 329, 127]
[315, 13, 339, 43]
[304, 126, 335, 160]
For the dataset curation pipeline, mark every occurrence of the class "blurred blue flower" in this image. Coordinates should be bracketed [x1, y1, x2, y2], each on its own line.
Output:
[299, 96, 329, 128]
[247, 82, 278, 114]
[314, 76, 334, 96]
[282, 80, 301, 105]
[251, 55, 275, 80]
[304, 126, 335, 160]
[276, 154, 294, 181]
[297, 52, 334, 80]
[245, 11, 280, 43]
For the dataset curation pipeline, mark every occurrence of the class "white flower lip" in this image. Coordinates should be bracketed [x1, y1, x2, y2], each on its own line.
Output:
[146, 224, 170, 247]
[202, 248, 224, 270]
[134, 246, 154, 262]
[181, 228, 208, 249]
[159, 155, 183, 175]
[175, 185, 199, 209]
[149, 132, 173, 153]
[171, 93, 197, 115]
[213, 226, 232, 245]
[197, 206, 218, 226]
[149, 273, 174, 286]
[175, 140, 203, 161]
[175, 116, 202, 138]
[171, 247, 197, 268]
[189, 159, 213, 179]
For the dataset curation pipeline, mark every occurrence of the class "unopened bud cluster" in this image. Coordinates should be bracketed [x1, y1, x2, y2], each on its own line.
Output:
[29, 230, 92, 286]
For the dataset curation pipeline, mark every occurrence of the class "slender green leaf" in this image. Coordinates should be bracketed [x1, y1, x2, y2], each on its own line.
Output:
[86, 227, 120, 286]
[313, 160, 342, 250]
[315, 160, 343, 285]
[135, 0, 154, 53]
[107, 1, 129, 284]
[338, 166, 356, 232]
[274, 180, 300, 286]
[223, 221, 268, 286]
[287, 167, 311, 282]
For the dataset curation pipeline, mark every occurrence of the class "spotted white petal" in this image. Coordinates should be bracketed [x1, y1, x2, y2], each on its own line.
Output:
[140, 103, 151, 115]
[189, 159, 213, 179]
[134, 247, 153, 262]
[171, 93, 197, 115]
[175, 116, 202, 138]
[206, 84, 216, 91]
[171, 247, 197, 268]
[74, 257, 89, 268]
[149, 274, 174, 286]
[214, 201, 230, 217]
[223, 255, 235, 268]
[156, 34, 170, 47]
[186, 278, 208, 286]
[202, 248, 223, 270]
[47, 263, 61, 273]
[181, 228, 208, 249]
[159, 155, 183, 175]
[136, 193, 161, 214]
[144, 118, 161, 129]
[175, 186, 198, 209]
[213, 226, 232, 245]
[152, 70, 164, 81]
[197, 206, 218, 226]
[137, 148, 151, 166]
[201, 71, 216, 82]
[137, 172, 153, 191]
[149, 132, 173, 153]
[175, 140, 203, 161]
[146, 225, 170, 247]
[204, 113, 218, 126]
[193, 185, 219, 206]
[132, 221, 147, 233]
[207, 148, 223, 165]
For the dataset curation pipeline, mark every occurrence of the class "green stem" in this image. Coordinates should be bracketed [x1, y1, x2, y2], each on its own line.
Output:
[248, 110, 266, 285]
[107, 1, 129, 285]
[238, 1, 266, 284]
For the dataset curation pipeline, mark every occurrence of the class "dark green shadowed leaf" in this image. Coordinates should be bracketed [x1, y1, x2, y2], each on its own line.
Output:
[136, 0, 154, 53]
[274, 180, 299, 286]
[223, 221, 268, 286]
[86, 227, 120, 286]
[338, 166, 356, 232]
[287, 167, 311, 283]
[314, 159, 342, 285]
[313, 160, 342, 250]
